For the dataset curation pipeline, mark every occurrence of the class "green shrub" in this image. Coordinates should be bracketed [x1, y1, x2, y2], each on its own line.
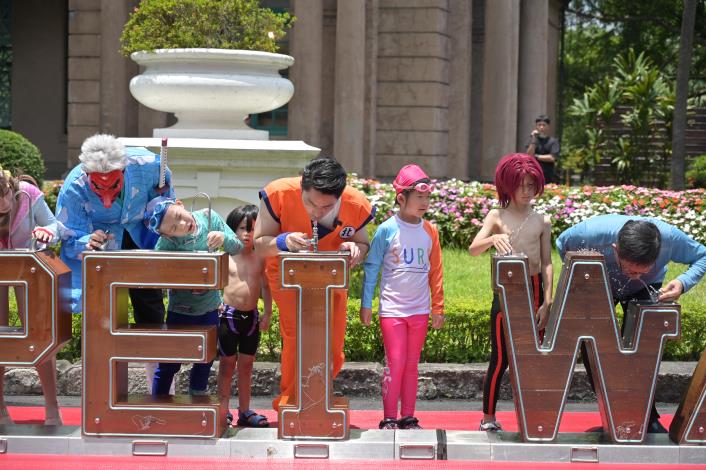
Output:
[686, 154, 706, 189]
[120, 0, 295, 56]
[42, 296, 706, 364]
[255, 298, 706, 364]
[0, 129, 45, 186]
[57, 315, 83, 362]
[42, 180, 62, 213]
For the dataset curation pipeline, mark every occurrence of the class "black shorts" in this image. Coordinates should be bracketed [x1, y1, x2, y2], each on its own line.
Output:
[217, 305, 260, 357]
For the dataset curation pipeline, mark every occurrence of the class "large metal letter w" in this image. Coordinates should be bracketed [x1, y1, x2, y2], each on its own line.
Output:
[493, 252, 679, 443]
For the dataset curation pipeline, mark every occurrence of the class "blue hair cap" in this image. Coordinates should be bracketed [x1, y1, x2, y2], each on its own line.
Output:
[144, 196, 176, 234]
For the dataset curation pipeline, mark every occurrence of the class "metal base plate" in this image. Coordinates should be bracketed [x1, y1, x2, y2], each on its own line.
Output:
[1, 425, 706, 463]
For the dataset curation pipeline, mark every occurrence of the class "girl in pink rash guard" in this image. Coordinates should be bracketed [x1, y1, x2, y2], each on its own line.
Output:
[359, 164, 445, 430]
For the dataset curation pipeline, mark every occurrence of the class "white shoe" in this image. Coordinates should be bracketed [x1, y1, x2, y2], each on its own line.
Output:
[479, 420, 502, 432]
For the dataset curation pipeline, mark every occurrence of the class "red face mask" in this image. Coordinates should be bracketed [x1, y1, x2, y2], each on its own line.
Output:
[89, 170, 124, 208]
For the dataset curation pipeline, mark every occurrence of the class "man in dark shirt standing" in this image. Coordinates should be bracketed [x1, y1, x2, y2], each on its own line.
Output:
[526, 114, 561, 184]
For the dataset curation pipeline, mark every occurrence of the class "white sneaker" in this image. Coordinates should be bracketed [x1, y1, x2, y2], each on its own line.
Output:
[479, 420, 502, 432]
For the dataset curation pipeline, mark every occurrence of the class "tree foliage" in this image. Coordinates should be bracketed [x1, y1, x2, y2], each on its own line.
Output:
[568, 50, 674, 185]
[120, 0, 295, 56]
[561, 0, 706, 185]
[566, 0, 706, 82]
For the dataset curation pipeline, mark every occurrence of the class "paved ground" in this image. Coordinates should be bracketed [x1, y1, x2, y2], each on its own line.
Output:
[4, 395, 679, 415]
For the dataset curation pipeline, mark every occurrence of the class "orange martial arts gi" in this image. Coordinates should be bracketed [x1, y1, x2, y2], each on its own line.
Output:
[259, 177, 374, 410]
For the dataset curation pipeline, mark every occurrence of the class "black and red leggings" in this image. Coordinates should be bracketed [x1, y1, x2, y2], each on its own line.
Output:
[482, 274, 544, 415]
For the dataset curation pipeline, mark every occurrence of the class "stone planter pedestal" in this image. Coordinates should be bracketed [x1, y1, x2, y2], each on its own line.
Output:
[129, 48, 294, 140]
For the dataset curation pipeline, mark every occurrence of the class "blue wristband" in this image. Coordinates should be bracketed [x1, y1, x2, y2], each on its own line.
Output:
[276, 232, 291, 251]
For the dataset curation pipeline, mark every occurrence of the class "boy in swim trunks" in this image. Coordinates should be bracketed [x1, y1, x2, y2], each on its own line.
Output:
[217, 205, 272, 427]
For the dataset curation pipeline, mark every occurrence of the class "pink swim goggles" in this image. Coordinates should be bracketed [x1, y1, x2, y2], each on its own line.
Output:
[392, 164, 433, 194]
[394, 181, 435, 193]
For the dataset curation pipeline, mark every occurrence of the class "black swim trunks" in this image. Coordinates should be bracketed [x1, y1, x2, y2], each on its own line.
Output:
[217, 304, 260, 357]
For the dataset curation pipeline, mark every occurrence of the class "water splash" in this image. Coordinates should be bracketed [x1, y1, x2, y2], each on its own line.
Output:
[576, 247, 601, 255]
[637, 278, 661, 303]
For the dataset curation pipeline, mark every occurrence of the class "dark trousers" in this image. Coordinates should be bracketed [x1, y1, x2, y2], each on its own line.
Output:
[483, 274, 544, 415]
[580, 283, 663, 425]
[152, 309, 219, 395]
[121, 230, 166, 325]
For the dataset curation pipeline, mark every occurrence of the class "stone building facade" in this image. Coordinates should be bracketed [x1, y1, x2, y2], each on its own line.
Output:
[4, 0, 562, 181]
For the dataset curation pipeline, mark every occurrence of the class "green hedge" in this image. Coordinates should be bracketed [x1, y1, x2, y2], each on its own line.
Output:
[0, 129, 46, 186]
[54, 297, 706, 364]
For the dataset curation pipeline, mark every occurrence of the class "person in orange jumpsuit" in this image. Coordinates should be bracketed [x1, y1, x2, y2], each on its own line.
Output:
[254, 157, 374, 410]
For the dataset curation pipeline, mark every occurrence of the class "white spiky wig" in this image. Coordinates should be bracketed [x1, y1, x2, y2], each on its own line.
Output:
[79, 134, 126, 173]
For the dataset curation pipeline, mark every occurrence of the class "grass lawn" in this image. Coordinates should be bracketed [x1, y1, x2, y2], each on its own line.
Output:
[355, 247, 706, 311]
[446, 248, 706, 309]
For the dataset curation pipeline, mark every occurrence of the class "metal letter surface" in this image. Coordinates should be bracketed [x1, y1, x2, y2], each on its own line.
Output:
[278, 252, 350, 439]
[669, 346, 706, 444]
[493, 252, 680, 443]
[0, 249, 71, 366]
[82, 251, 228, 438]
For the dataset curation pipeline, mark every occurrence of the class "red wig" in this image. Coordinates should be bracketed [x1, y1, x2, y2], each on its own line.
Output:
[494, 153, 544, 208]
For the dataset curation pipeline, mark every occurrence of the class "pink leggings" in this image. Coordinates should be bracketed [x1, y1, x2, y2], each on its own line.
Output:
[380, 314, 429, 419]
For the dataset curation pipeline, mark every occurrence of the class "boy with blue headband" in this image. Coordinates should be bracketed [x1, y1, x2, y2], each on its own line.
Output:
[145, 196, 243, 396]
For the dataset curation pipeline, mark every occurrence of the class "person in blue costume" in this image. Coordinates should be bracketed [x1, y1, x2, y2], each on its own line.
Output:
[557, 214, 706, 434]
[55, 134, 174, 390]
[56, 134, 173, 314]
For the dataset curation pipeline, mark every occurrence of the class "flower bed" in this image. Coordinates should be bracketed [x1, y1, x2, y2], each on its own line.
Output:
[350, 177, 706, 247]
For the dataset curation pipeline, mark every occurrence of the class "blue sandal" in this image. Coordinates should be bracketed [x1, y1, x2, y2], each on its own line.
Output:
[237, 409, 269, 428]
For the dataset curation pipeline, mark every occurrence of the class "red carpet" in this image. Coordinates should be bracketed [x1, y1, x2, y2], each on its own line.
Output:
[2, 407, 697, 470]
[4, 405, 674, 432]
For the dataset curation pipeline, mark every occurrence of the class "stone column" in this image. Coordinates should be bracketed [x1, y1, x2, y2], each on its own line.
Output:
[480, 0, 520, 181]
[67, 0, 102, 167]
[376, 0, 450, 178]
[447, 0, 472, 180]
[546, 0, 563, 130]
[333, 0, 366, 173]
[100, 0, 139, 138]
[288, 0, 324, 148]
[11, 0, 68, 178]
[363, 0, 379, 177]
[517, 0, 549, 152]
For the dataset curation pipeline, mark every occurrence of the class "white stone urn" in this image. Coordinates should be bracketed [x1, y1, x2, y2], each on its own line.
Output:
[129, 48, 294, 140]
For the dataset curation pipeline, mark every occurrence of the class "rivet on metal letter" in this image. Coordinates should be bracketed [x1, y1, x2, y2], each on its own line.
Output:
[507, 271, 513, 278]
[584, 273, 590, 280]
[331, 269, 337, 276]
[30, 267, 36, 274]
[664, 321, 670, 327]
[94, 417, 101, 424]
[538, 425, 544, 432]
[197, 345, 203, 352]
[96, 265, 101, 272]
[202, 268, 208, 274]
[289, 269, 295, 277]
[28, 345, 35, 352]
